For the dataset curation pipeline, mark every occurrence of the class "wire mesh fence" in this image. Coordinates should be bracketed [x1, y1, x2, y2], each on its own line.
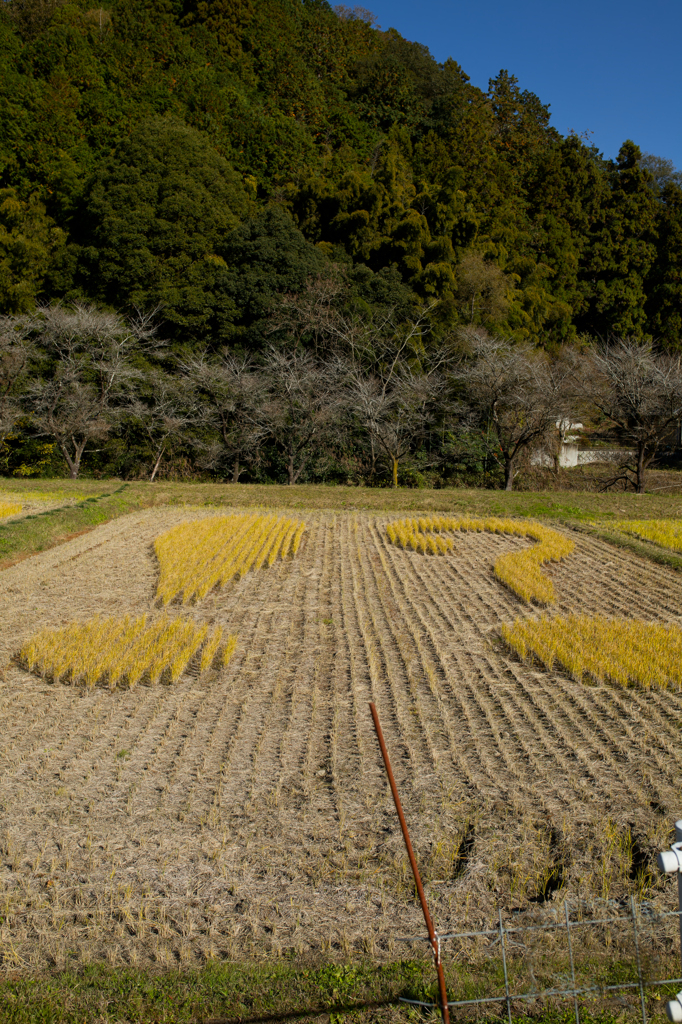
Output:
[369, 702, 682, 1024]
[398, 897, 682, 1023]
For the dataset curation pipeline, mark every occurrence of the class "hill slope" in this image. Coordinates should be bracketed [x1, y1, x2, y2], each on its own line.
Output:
[1, 0, 680, 346]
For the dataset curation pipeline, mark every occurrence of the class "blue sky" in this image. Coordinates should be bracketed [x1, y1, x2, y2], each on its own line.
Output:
[361, 0, 682, 169]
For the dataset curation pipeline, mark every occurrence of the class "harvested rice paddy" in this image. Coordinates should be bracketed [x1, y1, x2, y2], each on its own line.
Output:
[0, 489, 91, 516]
[0, 506, 679, 972]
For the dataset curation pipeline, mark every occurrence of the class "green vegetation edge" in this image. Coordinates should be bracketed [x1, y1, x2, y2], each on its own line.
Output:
[0, 483, 146, 567]
[0, 957, 671, 1024]
[3, 481, 682, 570]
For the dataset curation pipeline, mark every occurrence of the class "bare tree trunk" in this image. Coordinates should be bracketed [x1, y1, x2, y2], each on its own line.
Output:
[232, 458, 240, 484]
[369, 437, 377, 486]
[392, 456, 398, 488]
[150, 445, 164, 482]
[59, 442, 82, 479]
[636, 443, 646, 494]
[288, 453, 295, 486]
[504, 456, 514, 491]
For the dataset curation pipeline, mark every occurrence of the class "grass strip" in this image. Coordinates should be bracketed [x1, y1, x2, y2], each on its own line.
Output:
[0, 484, 150, 568]
[6, 479, 682, 520]
[562, 520, 682, 572]
[0, 957, 671, 1024]
[0, 961, 420, 1024]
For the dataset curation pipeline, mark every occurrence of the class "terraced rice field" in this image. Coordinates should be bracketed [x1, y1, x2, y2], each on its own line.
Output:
[0, 507, 680, 970]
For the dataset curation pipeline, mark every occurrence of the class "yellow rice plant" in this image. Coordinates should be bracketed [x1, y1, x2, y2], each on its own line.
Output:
[385, 515, 574, 605]
[19, 614, 238, 690]
[614, 519, 682, 553]
[155, 513, 306, 605]
[501, 614, 682, 691]
[0, 501, 22, 518]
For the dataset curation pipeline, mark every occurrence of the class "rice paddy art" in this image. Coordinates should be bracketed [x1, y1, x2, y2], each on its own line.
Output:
[154, 513, 306, 605]
[20, 613, 237, 690]
[502, 613, 682, 690]
[614, 519, 682, 553]
[386, 515, 574, 604]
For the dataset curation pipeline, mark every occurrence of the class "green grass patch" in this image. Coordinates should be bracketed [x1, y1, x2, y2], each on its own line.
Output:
[0, 960, 420, 1024]
[0, 957, 671, 1024]
[4, 478, 682, 518]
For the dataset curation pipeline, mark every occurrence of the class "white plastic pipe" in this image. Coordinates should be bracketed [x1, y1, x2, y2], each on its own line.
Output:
[676, 823, 682, 991]
[658, 821, 682, 1020]
[658, 845, 682, 873]
[666, 992, 682, 1022]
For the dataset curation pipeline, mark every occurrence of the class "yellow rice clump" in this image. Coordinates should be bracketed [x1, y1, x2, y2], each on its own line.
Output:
[155, 513, 306, 605]
[501, 614, 682, 691]
[614, 519, 682, 553]
[0, 501, 22, 518]
[385, 515, 574, 605]
[19, 614, 237, 690]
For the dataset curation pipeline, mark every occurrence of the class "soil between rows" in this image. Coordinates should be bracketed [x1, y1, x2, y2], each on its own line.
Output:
[0, 507, 679, 971]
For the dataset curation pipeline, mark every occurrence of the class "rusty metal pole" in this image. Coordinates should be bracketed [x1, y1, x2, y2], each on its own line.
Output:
[369, 703, 450, 1024]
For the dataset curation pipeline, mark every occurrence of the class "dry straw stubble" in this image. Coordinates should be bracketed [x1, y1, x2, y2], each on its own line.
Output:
[155, 513, 306, 605]
[2, 509, 682, 969]
[20, 613, 237, 690]
[386, 515, 574, 604]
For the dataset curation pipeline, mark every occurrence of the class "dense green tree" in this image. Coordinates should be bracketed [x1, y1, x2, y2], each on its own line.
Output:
[518, 137, 607, 342]
[219, 205, 330, 351]
[0, 0, 677, 363]
[577, 141, 658, 337]
[646, 181, 682, 347]
[181, 0, 254, 57]
[0, 188, 65, 312]
[71, 117, 252, 342]
[487, 70, 559, 168]
[5, 0, 65, 39]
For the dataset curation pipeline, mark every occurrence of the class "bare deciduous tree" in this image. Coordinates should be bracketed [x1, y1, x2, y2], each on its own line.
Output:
[261, 347, 339, 486]
[274, 281, 445, 486]
[127, 373, 193, 482]
[182, 353, 265, 483]
[581, 338, 682, 493]
[269, 272, 438, 368]
[345, 366, 443, 486]
[268, 271, 349, 358]
[457, 329, 571, 490]
[26, 303, 161, 479]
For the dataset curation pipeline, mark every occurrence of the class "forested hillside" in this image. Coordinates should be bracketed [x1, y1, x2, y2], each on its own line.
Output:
[1, 0, 681, 486]
[3, 0, 681, 345]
